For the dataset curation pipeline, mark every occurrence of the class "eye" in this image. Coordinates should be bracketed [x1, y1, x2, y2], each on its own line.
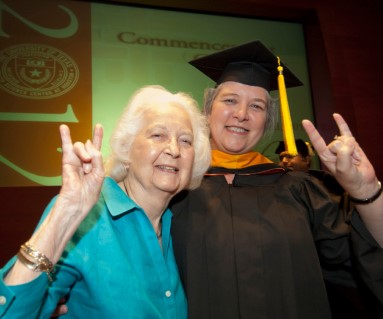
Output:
[249, 103, 265, 111]
[179, 136, 193, 146]
[222, 98, 237, 105]
[150, 133, 166, 141]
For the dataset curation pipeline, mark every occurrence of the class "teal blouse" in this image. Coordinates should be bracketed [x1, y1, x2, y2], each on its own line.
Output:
[0, 177, 187, 319]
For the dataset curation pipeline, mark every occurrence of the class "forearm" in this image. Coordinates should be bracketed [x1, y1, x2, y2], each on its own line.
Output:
[4, 196, 88, 285]
[347, 178, 383, 246]
[354, 191, 383, 247]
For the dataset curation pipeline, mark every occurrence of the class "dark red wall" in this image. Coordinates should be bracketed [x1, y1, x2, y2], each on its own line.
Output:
[1, 0, 382, 265]
[0, 186, 60, 265]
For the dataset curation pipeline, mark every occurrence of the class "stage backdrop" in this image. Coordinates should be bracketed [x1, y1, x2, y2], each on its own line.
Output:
[0, 0, 314, 187]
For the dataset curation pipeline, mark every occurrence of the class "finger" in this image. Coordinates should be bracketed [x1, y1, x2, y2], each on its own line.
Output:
[335, 144, 361, 186]
[328, 139, 353, 170]
[59, 124, 73, 152]
[82, 140, 96, 174]
[92, 124, 103, 151]
[329, 135, 362, 165]
[73, 141, 92, 163]
[50, 304, 68, 317]
[346, 138, 363, 165]
[302, 119, 328, 156]
[333, 113, 353, 137]
[85, 139, 105, 173]
[83, 162, 92, 174]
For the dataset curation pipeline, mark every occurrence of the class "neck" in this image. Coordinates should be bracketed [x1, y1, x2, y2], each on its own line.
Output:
[121, 179, 167, 239]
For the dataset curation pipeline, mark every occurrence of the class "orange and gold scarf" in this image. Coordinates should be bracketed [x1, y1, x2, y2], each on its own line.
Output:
[211, 150, 273, 169]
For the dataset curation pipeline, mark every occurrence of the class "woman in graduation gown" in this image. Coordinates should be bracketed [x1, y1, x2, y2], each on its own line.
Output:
[170, 41, 383, 319]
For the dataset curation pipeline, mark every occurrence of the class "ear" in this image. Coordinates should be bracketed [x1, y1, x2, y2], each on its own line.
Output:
[124, 159, 131, 170]
[120, 141, 132, 165]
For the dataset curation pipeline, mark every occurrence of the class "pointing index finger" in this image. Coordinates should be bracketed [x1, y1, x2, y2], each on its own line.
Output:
[302, 119, 328, 155]
[59, 124, 73, 150]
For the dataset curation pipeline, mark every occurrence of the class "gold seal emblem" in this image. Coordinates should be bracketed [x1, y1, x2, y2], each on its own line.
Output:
[0, 43, 79, 99]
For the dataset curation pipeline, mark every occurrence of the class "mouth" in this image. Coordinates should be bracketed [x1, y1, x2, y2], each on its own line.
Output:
[156, 165, 179, 173]
[226, 126, 249, 134]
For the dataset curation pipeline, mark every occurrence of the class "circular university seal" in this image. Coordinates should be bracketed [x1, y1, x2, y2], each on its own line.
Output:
[0, 44, 79, 99]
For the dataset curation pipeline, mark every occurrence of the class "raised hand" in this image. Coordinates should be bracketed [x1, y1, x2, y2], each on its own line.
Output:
[38, 124, 105, 255]
[47, 124, 105, 255]
[302, 113, 377, 198]
[5, 125, 106, 284]
[58, 124, 105, 214]
[303, 113, 383, 245]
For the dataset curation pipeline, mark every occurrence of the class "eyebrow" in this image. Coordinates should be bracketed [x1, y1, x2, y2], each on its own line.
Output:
[149, 124, 167, 130]
[220, 92, 266, 105]
[146, 124, 193, 136]
[250, 97, 267, 105]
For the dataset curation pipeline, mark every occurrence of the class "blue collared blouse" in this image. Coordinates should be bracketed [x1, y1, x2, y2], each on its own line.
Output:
[0, 177, 187, 319]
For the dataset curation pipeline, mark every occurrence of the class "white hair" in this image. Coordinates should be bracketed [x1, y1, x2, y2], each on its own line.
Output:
[104, 85, 211, 190]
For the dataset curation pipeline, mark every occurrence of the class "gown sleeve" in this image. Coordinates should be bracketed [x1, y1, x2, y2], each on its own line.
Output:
[303, 174, 383, 317]
[350, 211, 383, 315]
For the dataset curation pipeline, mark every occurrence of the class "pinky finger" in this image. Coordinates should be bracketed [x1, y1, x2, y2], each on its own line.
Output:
[333, 113, 353, 137]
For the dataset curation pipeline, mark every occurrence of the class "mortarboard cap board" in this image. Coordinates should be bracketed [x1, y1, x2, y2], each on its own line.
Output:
[189, 40, 303, 91]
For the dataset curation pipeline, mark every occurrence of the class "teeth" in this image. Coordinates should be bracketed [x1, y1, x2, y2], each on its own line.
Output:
[228, 126, 248, 133]
[158, 165, 178, 172]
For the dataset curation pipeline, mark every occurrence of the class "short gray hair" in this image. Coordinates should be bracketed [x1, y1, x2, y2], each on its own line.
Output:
[104, 85, 211, 190]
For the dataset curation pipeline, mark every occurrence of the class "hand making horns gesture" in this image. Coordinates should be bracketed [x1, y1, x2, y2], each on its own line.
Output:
[303, 113, 383, 245]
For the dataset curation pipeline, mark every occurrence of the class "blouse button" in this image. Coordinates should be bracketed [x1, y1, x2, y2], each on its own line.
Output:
[0, 296, 6, 305]
[165, 290, 172, 298]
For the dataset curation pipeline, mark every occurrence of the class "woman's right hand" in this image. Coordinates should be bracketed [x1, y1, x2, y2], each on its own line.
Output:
[38, 124, 105, 260]
[5, 125, 105, 285]
[56, 124, 105, 228]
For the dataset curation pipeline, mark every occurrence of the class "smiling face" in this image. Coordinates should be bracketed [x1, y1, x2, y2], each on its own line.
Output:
[208, 81, 268, 154]
[125, 103, 195, 200]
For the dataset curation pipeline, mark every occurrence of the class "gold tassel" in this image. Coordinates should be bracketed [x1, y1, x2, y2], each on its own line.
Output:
[277, 57, 297, 156]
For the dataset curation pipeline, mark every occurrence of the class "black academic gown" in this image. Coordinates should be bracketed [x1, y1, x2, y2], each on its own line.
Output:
[350, 212, 383, 317]
[171, 163, 358, 319]
[307, 170, 382, 318]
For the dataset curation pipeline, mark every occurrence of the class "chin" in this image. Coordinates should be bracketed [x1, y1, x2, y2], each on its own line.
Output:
[155, 183, 183, 195]
[226, 148, 251, 155]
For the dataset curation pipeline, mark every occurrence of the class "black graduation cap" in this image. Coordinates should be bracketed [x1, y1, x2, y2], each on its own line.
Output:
[189, 40, 303, 91]
[275, 139, 312, 157]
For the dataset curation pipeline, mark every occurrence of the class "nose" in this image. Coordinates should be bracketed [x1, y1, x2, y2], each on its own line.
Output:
[280, 156, 287, 164]
[281, 156, 290, 167]
[233, 103, 249, 122]
[165, 138, 181, 158]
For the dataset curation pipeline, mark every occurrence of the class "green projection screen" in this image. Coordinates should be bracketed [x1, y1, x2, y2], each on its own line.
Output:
[0, 0, 314, 186]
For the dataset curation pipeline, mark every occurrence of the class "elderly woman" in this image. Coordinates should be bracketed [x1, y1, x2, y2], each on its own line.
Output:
[0, 85, 211, 318]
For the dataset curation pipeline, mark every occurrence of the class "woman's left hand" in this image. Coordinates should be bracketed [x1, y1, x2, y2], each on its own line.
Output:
[302, 113, 378, 199]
